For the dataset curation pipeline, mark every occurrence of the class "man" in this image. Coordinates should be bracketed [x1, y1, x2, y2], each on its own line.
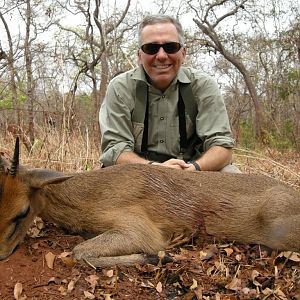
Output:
[99, 15, 240, 173]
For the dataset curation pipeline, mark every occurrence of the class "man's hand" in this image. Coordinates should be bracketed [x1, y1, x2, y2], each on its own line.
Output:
[154, 158, 190, 170]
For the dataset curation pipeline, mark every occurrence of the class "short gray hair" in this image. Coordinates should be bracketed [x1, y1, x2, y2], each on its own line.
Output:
[138, 15, 185, 46]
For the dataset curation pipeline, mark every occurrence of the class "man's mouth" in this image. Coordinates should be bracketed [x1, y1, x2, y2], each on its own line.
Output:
[154, 64, 172, 69]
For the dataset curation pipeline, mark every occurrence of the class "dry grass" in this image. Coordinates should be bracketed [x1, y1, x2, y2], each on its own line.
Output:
[235, 147, 300, 190]
[0, 128, 101, 172]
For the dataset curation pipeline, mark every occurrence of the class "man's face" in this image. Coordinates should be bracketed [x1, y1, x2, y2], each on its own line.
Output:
[138, 22, 186, 91]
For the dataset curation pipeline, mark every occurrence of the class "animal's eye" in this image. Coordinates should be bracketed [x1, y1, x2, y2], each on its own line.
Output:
[7, 206, 30, 240]
[7, 223, 17, 240]
[12, 206, 30, 224]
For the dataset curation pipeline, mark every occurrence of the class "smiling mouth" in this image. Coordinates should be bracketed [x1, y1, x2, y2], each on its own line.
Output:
[154, 64, 172, 69]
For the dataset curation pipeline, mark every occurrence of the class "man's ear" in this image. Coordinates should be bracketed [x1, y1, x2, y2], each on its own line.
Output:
[181, 47, 187, 61]
[137, 49, 142, 65]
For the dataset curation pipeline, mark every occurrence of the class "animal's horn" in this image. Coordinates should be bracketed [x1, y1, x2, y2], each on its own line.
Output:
[9, 137, 20, 176]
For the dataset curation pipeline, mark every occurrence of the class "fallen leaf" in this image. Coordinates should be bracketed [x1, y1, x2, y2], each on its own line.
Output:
[158, 250, 166, 258]
[60, 256, 76, 268]
[225, 277, 241, 291]
[190, 278, 198, 290]
[48, 277, 56, 284]
[199, 250, 214, 261]
[85, 275, 99, 293]
[206, 265, 215, 276]
[141, 281, 155, 288]
[281, 251, 300, 262]
[27, 217, 45, 238]
[262, 287, 273, 296]
[274, 288, 288, 300]
[31, 242, 39, 250]
[14, 282, 26, 300]
[224, 247, 234, 257]
[251, 270, 262, 287]
[199, 245, 217, 261]
[274, 265, 279, 278]
[35, 217, 45, 229]
[58, 285, 67, 296]
[67, 280, 75, 292]
[58, 251, 72, 258]
[215, 292, 221, 300]
[45, 252, 56, 269]
[193, 287, 203, 299]
[235, 254, 242, 261]
[102, 269, 114, 277]
[156, 281, 163, 293]
[84, 290, 95, 299]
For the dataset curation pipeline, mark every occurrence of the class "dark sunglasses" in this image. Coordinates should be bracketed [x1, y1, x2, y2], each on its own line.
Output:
[140, 42, 183, 55]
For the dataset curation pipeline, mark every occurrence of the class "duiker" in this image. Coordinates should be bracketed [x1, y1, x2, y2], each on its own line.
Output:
[0, 138, 300, 267]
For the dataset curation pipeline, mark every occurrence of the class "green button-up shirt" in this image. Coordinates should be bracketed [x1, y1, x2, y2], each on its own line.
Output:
[99, 66, 235, 166]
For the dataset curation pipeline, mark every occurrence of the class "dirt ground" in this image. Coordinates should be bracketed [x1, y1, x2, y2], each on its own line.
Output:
[1, 150, 300, 300]
[1, 223, 299, 300]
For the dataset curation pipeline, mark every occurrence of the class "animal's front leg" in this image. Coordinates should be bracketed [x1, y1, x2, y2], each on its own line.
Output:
[80, 253, 163, 268]
[72, 224, 169, 267]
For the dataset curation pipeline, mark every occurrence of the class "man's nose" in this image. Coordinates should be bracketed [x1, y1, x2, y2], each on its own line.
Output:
[156, 47, 168, 59]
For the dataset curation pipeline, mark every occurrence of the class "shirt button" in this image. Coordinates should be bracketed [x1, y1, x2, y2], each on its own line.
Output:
[160, 117, 164, 120]
[160, 139, 164, 143]
[162, 95, 165, 98]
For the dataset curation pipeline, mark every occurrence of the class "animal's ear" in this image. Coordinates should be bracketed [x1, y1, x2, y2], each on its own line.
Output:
[26, 169, 73, 189]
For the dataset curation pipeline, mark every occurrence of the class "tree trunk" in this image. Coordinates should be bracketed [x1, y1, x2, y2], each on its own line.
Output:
[0, 12, 21, 126]
[24, 0, 35, 149]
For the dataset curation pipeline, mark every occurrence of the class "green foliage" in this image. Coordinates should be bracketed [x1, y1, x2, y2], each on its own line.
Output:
[0, 81, 28, 109]
[276, 69, 300, 100]
[264, 131, 294, 151]
[238, 119, 297, 151]
[0, 97, 13, 109]
[75, 92, 93, 114]
[238, 121, 257, 149]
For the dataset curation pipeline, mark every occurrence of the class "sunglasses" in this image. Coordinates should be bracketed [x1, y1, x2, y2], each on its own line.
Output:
[140, 42, 183, 55]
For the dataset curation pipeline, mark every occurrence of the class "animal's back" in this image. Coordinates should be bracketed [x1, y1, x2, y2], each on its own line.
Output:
[41, 164, 300, 239]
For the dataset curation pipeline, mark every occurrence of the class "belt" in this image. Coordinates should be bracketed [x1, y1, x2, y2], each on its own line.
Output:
[140, 151, 176, 163]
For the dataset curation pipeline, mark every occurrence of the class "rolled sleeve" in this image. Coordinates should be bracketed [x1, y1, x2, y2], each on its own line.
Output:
[193, 74, 235, 152]
[99, 78, 135, 166]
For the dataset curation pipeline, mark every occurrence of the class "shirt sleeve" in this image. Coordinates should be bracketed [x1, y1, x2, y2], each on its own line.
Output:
[193, 75, 235, 152]
[99, 79, 135, 166]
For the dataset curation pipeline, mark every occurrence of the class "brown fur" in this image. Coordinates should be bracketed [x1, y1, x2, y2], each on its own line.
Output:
[0, 156, 300, 267]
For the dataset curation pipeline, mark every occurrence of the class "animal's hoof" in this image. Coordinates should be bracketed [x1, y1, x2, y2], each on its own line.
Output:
[144, 252, 173, 265]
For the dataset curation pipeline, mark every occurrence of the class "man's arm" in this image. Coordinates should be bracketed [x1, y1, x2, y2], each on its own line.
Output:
[185, 146, 232, 171]
[117, 151, 190, 170]
[184, 73, 235, 172]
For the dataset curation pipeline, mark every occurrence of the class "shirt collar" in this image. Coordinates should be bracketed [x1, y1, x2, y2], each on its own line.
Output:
[176, 67, 191, 84]
[130, 65, 148, 83]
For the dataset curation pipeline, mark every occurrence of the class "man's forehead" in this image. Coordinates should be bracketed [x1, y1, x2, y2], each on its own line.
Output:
[140, 23, 179, 43]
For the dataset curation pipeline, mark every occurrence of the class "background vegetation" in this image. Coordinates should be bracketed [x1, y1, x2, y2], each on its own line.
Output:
[0, 0, 299, 164]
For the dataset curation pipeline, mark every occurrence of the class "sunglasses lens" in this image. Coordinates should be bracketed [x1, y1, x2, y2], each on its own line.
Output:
[164, 42, 182, 53]
[141, 44, 160, 55]
[141, 42, 182, 55]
